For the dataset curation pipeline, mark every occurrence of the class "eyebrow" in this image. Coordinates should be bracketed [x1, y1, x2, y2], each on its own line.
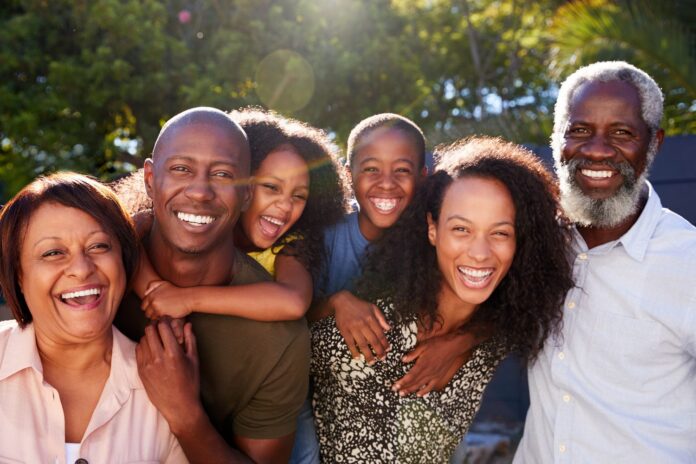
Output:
[446, 215, 514, 227]
[167, 155, 239, 168]
[32, 229, 107, 249]
[258, 175, 310, 188]
[358, 156, 416, 166]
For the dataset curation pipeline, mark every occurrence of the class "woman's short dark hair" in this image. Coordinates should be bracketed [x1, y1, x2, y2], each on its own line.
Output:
[0, 172, 139, 326]
[356, 136, 574, 361]
[230, 108, 349, 279]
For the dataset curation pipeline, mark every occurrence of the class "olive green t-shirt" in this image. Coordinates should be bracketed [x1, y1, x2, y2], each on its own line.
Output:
[115, 249, 310, 440]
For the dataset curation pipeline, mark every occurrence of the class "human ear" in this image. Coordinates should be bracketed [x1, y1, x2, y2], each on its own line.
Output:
[427, 212, 437, 246]
[143, 159, 155, 199]
[655, 128, 665, 150]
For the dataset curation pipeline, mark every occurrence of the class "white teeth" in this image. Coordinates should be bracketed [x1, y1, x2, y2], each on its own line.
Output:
[177, 212, 215, 225]
[262, 215, 285, 226]
[581, 169, 614, 179]
[457, 267, 493, 278]
[371, 198, 398, 212]
[61, 288, 100, 300]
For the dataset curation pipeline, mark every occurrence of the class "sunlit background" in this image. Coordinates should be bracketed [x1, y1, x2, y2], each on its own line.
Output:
[1, 0, 695, 201]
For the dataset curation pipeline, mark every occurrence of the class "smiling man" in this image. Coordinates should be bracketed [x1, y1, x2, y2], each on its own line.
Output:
[115, 107, 310, 464]
[514, 62, 696, 463]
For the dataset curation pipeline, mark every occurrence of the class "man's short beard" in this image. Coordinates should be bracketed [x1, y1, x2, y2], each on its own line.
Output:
[555, 137, 658, 228]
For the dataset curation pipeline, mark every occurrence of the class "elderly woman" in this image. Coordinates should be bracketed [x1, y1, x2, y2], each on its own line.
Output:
[310, 137, 574, 462]
[0, 173, 186, 462]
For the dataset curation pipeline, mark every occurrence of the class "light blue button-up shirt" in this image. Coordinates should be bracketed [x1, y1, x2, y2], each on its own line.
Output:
[514, 183, 696, 464]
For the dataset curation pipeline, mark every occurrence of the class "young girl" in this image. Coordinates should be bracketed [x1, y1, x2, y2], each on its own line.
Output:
[311, 137, 574, 462]
[127, 108, 348, 321]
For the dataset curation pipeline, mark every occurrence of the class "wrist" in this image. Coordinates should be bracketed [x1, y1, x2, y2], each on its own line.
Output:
[168, 400, 209, 437]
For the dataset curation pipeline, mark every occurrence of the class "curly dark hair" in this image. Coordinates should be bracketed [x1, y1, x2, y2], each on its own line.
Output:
[229, 108, 350, 279]
[356, 136, 573, 361]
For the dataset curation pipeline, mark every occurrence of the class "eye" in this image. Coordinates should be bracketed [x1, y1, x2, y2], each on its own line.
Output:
[492, 229, 514, 239]
[363, 166, 379, 173]
[89, 242, 112, 252]
[453, 226, 469, 233]
[261, 183, 280, 193]
[292, 193, 308, 201]
[395, 167, 412, 175]
[613, 129, 633, 136]
[41, 249, 63, 258]
[171, 165, 190, 173]
[212, 171, 233, 178]
[567, 127, 589, 135]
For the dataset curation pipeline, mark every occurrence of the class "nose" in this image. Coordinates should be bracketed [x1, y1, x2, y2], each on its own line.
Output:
[377, 171, 397, 190]
[467, 235, 492, 262]
[65, 252, 96, 280]
[184, 174, 215, 202]
[581, 133, 616, 163]
[275, 195, 292, 214]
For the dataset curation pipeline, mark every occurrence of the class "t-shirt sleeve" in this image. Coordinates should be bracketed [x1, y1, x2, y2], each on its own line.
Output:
[233, 325, 311, 439]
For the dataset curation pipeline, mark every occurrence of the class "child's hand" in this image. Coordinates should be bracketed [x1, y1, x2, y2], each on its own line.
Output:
[141, 280, 194, 320]
[392, 330, 477, 397]
[333, 291, 391, 365]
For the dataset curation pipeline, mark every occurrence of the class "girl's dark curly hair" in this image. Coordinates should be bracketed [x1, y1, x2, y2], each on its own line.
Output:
[230, 108, 350, 280]
[356, 136, 573, 361]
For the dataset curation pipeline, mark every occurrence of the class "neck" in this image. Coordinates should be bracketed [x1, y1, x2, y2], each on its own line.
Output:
[35, 326, 112, 376]
[357, 213, 384, 243]
[433, 284, 478, 334]
[578, 189, 648, 249]
[147, 223, 237, 287]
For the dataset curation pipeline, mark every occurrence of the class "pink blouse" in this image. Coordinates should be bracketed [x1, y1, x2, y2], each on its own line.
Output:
[0, 321, 187, 463]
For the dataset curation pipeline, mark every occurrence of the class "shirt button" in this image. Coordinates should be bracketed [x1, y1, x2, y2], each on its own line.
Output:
[559, 444, 567, 453]
[578, 253, 588, 260]
[563, 394, 571, 402]
[567, 301, 576, 309]
[75, 459, 88, 464]
[558, 352, 565, 360]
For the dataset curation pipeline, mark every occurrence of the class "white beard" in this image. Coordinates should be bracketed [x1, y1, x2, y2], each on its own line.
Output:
[555, 137, 658, 228]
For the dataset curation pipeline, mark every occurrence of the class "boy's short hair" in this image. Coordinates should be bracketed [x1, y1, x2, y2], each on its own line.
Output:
[346, 113, 426, 169]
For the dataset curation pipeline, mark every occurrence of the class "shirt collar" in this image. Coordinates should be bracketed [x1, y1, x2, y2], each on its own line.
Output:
[0, 321, 43, 381]
[616, 181, 662, 262]
[571, 181, 662, 262]
[0, 322, 142, 396]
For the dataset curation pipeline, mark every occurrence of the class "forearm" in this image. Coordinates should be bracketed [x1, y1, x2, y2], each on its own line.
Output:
[189, 282, 309, 321]
[134, 244, 162, 298]
[306, 290, 352, 322]
[171, 406, 251, 464]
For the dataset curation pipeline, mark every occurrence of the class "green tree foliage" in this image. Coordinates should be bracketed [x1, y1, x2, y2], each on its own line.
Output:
[1, 0, 694, 200]
[547, 0, 696, 135]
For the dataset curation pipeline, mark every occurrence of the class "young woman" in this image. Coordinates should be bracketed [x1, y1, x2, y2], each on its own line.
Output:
[310, 137, 574, 462]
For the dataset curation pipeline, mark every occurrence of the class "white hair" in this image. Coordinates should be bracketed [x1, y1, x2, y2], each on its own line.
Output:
[551, 61, 664, 161]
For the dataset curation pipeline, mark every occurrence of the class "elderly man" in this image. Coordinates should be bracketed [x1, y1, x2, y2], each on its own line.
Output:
[514, 61, 696, 463]
[115, 107, 309, 463]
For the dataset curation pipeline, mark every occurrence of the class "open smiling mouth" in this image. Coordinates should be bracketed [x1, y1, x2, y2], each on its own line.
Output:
[60, 287, 102, 308]
[369, 197, 399, 214]
[457, 266, 494, 289]
[580, 169, 616, 179]
[259, 215, 286, 237]
[176, 211, 216, 227]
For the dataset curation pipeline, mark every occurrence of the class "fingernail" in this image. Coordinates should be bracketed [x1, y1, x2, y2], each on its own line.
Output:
[399, 390, 406, 397]
[392, 384, 400, 391]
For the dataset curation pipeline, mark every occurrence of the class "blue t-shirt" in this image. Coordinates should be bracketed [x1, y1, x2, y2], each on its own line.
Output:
[315, 212, 370, 297]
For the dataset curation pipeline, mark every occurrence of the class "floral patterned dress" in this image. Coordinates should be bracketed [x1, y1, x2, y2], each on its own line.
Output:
[310, 301, 507, 463]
